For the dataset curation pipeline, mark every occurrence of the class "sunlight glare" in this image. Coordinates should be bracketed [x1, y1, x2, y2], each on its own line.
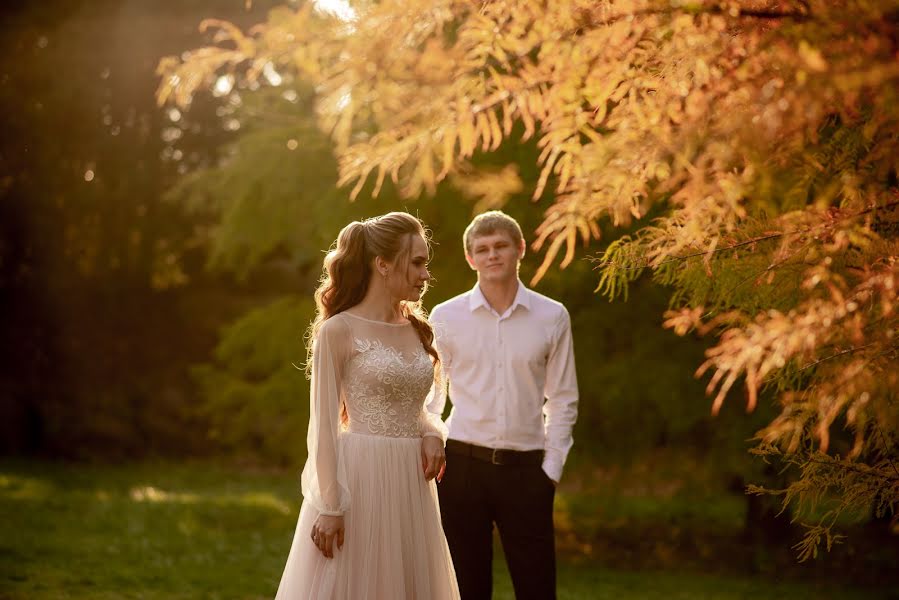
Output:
[161, 127, 183, 143]
[127, 485, 291, 514]
[213, 74, 235, 97]
[313, 0, 357, 22]
[0, 474, 54, 500]
[336, 89, 351, 111]
[262, 62, 283, 87]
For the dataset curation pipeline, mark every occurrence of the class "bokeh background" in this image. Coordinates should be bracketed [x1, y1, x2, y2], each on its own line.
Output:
[1, 1, 896, 598]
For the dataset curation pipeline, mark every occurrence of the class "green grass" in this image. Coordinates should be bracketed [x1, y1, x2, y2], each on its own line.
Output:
[0, 460, 888, 599]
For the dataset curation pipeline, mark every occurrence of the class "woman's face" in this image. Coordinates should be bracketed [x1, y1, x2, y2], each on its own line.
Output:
[385, 233, 431, 302]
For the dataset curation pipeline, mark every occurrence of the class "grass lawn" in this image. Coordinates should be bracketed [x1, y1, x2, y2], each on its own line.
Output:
[0, 460, 888, 599]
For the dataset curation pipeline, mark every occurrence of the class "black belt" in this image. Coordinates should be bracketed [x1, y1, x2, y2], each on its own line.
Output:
[446, 439, 544, 466]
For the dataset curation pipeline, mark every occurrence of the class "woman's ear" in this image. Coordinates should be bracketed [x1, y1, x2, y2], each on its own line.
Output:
[374, 255, 388, 277]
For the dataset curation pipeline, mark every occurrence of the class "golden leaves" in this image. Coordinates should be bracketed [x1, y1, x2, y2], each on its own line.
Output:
[798, 41, 828, 73]
[451, 164, 524, 213]
[162, 3, 899, 501]
[155, 43, 243, 109]
[156, 6, 323, 110]
[200, 18, 256, 57]
[662, 305, 707, 337]
[531, 193, 601, 284]
[683, 258, 899, 443]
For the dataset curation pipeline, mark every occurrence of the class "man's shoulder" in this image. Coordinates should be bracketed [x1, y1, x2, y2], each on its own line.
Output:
[524, 287, 570, 319]
[430, 291, 472, 320]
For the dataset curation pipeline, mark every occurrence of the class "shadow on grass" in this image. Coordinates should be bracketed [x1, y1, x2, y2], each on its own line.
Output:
[0, 460, 894, 600]
[552, 451, 898, 593]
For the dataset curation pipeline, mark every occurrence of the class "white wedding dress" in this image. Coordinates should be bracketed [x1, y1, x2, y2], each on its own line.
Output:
[275, 312, 460, 600]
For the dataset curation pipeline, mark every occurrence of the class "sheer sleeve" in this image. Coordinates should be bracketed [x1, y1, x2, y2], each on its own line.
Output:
[300, 316, 351, 516]
[420, 365, 448, 442]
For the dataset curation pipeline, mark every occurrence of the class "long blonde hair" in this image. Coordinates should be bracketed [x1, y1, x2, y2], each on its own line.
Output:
[307, 212, 440, 375]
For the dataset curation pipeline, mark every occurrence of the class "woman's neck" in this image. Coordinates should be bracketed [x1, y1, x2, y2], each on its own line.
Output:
[348, 283, 405, 323]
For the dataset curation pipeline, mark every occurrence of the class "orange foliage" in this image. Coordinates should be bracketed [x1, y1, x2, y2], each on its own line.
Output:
[159, 0, 899, 554]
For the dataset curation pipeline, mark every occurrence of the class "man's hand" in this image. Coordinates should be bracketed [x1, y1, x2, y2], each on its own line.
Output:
[421, 436, 446, 482]
[542, 467, 559, 489]
[311, 514, 344, 559]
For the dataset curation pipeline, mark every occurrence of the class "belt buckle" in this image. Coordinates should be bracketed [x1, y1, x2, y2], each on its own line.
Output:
[491, 447, 503, 465]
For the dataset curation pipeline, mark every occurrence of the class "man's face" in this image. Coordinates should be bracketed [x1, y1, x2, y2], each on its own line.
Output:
[466, 230, 524, 283]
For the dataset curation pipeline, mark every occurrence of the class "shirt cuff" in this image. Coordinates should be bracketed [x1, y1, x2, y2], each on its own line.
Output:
[542, 460, 563, 483]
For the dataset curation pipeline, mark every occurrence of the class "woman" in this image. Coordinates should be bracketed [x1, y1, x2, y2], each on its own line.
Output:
[275, 212, 460, 599]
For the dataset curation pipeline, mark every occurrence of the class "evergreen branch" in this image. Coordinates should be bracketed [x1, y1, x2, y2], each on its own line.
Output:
[603, 199, 899, 272]
[850, 199, 899, 218]
[674, 233, 786, 259]
[722, 240, 814, 298]
[584, 2, 813, 29]
[471, 78, 547, 115]
[796, 342, 878, 373]
[873, 421, 899, 480]
[605, 231, 785, 272]
[225, 106, 310, 127]
[726, 8, 811, 21]
[801, 455, 899, 484]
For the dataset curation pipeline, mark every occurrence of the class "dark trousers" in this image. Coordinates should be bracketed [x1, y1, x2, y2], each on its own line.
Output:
[438, 448, 557, 600]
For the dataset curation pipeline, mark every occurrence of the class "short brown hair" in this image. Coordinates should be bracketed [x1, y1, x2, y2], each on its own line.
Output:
[463, 210, 524, 255]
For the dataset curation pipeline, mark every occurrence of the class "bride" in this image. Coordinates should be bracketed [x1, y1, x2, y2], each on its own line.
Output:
[274, 212, 460, 599]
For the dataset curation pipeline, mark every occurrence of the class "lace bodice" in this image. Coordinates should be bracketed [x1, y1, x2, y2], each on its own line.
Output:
[300, 311, 447, 516]
[345, 336, 435, 437]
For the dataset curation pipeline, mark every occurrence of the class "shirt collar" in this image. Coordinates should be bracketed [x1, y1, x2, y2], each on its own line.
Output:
[468, 280, 531, 314]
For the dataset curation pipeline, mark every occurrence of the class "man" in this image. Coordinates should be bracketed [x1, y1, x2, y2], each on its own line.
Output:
[428, 211, 579, 600]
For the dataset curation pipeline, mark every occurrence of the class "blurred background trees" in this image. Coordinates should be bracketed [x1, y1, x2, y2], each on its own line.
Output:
[0, 0, 725, 468]
[0, 0, 227, 457]
[1, 0, 895, 572]
[158, 0, 899, 555]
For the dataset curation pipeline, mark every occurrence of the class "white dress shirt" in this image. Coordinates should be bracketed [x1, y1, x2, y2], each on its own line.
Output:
[428, 281, 579, 482]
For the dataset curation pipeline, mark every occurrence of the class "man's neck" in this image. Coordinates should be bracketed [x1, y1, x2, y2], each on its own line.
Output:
[477, 277, 520, 316]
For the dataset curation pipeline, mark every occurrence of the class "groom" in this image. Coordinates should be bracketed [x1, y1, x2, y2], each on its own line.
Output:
[429, 211, 579, 600]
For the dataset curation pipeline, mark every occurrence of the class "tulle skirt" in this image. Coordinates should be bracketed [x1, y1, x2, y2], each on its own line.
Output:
[274, 432, 460, 600]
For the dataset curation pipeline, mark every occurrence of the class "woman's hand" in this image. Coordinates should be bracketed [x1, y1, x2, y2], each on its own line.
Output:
[421, 436, 446, 482]
[311, 514, 344, 559]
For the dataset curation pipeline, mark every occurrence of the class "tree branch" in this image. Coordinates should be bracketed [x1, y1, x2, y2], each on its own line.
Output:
[797, 343, 879, 373]
[604, 199, 899, 272]
[585, 2, 812, 29]
[799, 455, 899, 483]
[873, 422, 899, 480]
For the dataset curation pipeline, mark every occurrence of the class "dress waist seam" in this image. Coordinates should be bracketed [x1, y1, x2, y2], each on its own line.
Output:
[340, 430, 420, 440]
